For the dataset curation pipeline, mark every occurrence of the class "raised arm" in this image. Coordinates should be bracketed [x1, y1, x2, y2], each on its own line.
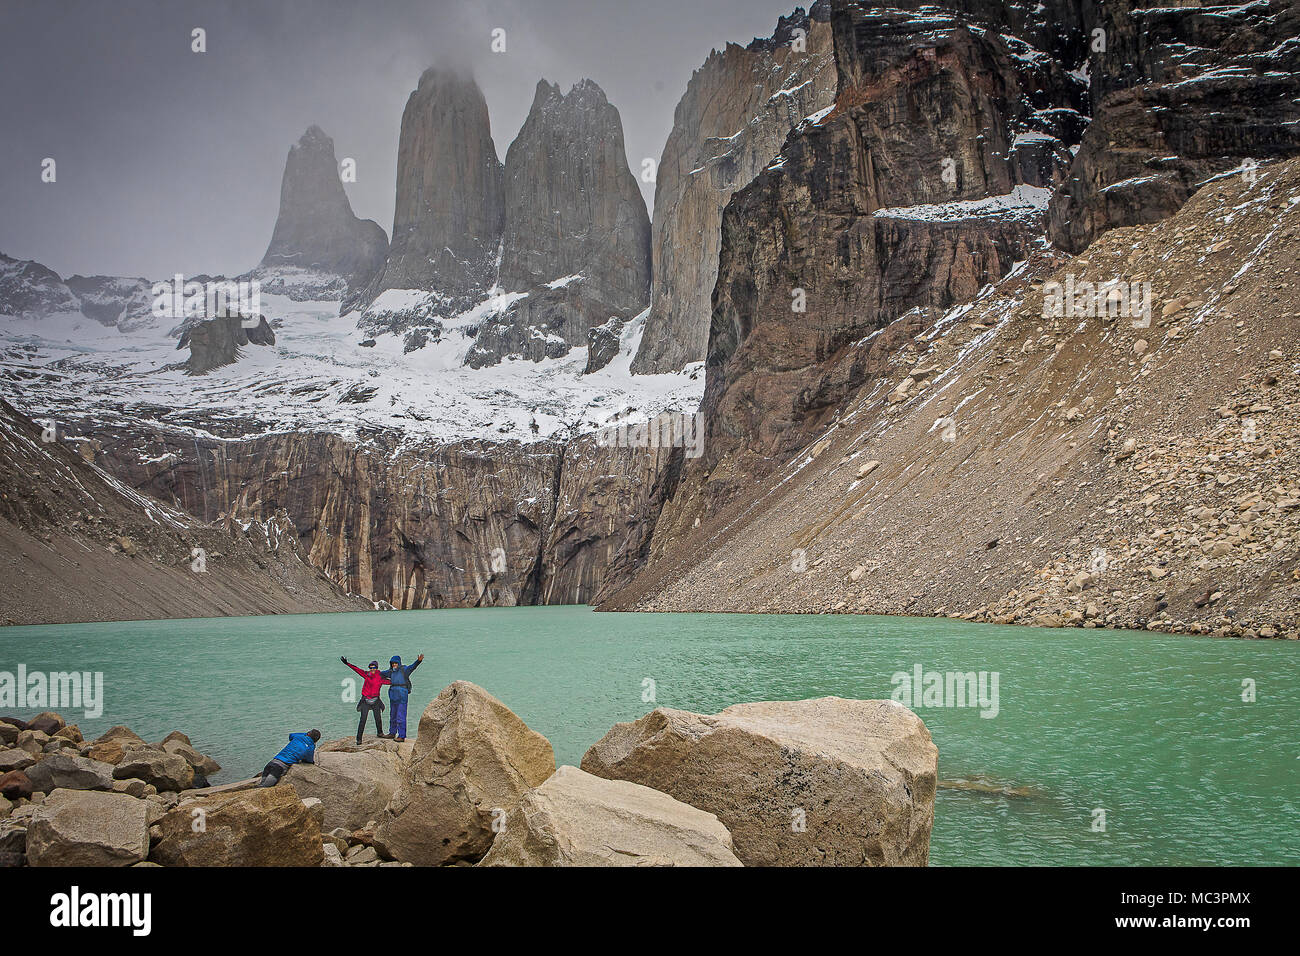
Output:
[407, 655, 424, 674]
[341, 656, 366, 677]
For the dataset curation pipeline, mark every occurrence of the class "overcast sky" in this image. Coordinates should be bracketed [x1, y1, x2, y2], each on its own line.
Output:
[0, 0, 812, 279]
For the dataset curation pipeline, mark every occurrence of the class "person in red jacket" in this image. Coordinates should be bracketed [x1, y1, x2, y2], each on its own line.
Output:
[342, 656, 391, 745]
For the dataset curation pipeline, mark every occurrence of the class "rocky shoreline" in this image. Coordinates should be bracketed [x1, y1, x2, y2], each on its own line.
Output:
[0, 684, 937, 867]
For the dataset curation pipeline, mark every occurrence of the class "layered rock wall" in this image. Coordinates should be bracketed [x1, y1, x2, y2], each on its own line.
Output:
[632, 3, 837, 374]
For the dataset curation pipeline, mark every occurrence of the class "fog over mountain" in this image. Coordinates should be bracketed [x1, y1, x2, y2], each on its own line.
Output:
[0, 0, 807, 278]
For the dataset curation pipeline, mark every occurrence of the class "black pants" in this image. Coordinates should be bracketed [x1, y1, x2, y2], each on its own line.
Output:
[258, 759, 289, 787]
[357, 697, 383, 742]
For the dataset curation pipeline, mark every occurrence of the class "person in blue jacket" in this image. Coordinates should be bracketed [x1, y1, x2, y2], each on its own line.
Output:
[380, 654, 423, 742]
[257, 729, 320, 787]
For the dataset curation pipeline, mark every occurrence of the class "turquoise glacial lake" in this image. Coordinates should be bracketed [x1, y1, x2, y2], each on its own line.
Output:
[2, 605, 1296, 865]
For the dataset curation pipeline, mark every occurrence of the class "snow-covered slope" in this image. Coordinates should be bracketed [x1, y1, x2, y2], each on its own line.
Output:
[0, 282, 703, 447]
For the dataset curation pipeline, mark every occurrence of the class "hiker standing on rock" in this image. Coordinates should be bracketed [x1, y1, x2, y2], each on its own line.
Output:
[380, 653, 424, 742]
[342, 657, 391, 745]
[258, 729, 320, 787]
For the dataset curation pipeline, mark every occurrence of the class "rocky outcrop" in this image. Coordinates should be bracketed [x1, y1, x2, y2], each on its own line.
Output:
[374, 682, 555, 866]
[582, 698, 937, 866]
[632, 3, 837, 374]
[479, 765, 743, 867]
[26, 789, 150, 866]
[283, 739, 407, 832]
[152, 785, 324, 866]
[175, 312, 275, 375]
[369, 68, 505, 324]
[465, 79, 650, 368]
[252, 125, 388, 304]
[583, 317, 624, 374]
[0, 398, 366, 626]
[697, 2, 1082, 472]
[1049, 0, 1300, 253]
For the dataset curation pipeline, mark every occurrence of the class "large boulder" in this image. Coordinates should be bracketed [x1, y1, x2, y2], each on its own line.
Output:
[87, 726, 147, 764]
[581, 697, 937, 866]
[151, 786, 324, 867]
[26, 712, 65, 736]
[480, 765, 742, 867]
[374, 681, 555, 866]
[24, 753, 116, 793]
[0, 771, 33, 800]
[283, 742, 406, 832]
[26, 789, 149, 866]
[0, 749, 35, 773]
[54, 725, 83, 743]
[113, 747, 194, 792]
[15, 730, 48, 755]
[160, 739, 221, 778]
[0, 823, 27, 866]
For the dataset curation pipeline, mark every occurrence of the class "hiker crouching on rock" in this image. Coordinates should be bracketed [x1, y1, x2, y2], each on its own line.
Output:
[258, 729, 320, 787]
[380, 653, 424, 742]
[342, 656, 391, 745]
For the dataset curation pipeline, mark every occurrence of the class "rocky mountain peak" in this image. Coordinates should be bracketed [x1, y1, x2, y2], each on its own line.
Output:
[368, 67, 505, 320]
[497, 76, 646, 291]
[754, 0, 830, 51]
[254, 125, 388, 305]
[0, 252, 80, 318]
[465, 77, 649, 368]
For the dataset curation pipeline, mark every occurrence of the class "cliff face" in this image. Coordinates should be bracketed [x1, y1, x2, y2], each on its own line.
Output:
[600, 156, 1300, 640]
[465, 79, 650, 368]
[1049, 0, 1300, 252]
[253, 125, 389, 304]
[699, 2, 1083, 473]
[370, 68, 505, 323]
[631, 3, 837, 375]
[92, 427, 673, 610]
[0, 399, 366, 626]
